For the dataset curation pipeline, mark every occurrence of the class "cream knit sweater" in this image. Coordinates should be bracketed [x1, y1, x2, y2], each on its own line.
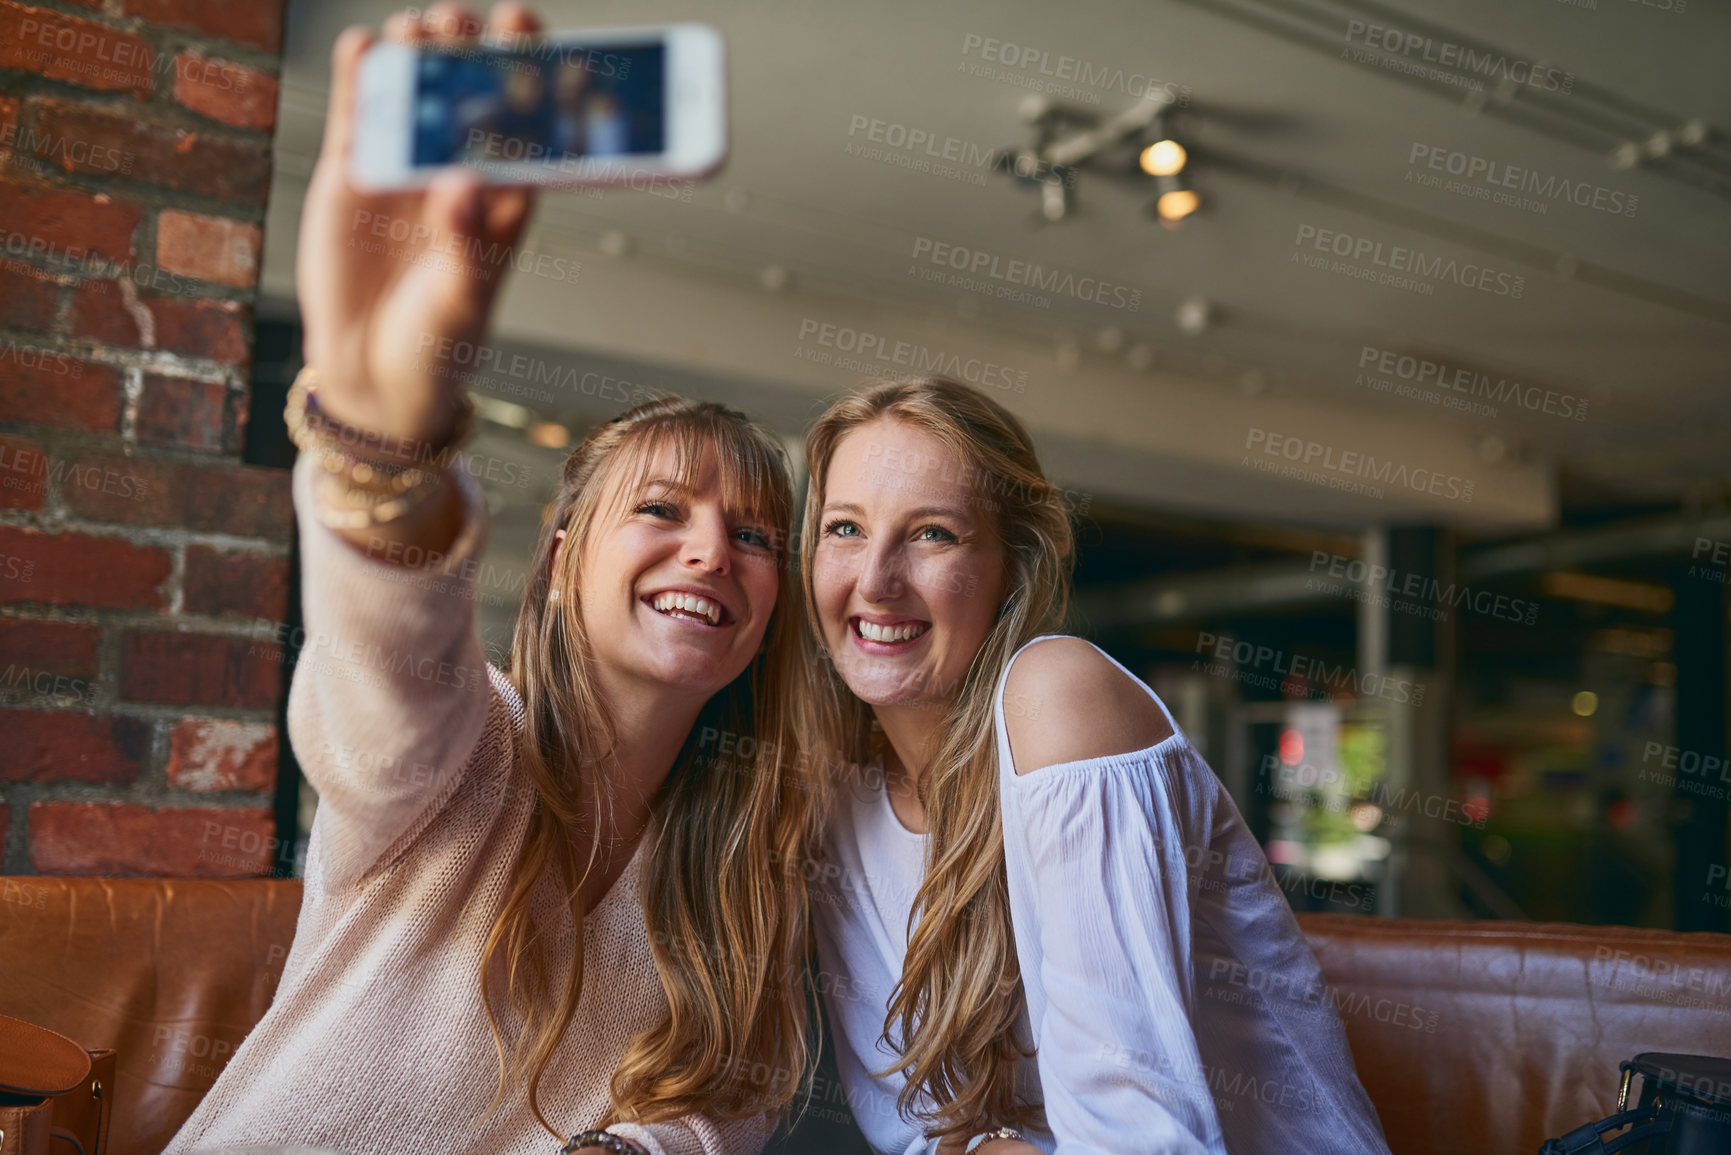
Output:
[165, 452, 779, 1155]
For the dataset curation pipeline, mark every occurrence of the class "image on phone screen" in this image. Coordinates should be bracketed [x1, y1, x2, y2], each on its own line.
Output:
[412, 41, 667, 170]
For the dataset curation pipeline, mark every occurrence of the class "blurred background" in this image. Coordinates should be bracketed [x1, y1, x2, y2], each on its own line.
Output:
[5, 2, 1729, 934]
[0, 0, 1725, 1148]
[252, 0, 1728, 935]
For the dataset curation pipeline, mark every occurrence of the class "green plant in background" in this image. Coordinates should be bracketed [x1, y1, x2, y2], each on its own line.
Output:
[1306, 722, 1386, 848]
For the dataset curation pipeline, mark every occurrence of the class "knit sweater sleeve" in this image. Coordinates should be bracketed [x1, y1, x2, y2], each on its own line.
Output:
[611, 1109, 780, 1155]
[285, 448, 496, 892]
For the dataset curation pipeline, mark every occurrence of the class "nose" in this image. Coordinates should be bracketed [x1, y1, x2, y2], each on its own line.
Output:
[857, 540, 905, 603]
[682, 507, 731, 575]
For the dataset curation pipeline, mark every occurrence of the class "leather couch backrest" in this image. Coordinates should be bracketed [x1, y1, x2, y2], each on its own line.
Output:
[2, 880, 1727, 1155]
[0, 877, 304, 1155]
[1296, 913, 1731, 1154]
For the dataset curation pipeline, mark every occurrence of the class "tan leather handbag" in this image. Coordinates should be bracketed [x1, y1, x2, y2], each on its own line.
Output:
[0, 1014, 113, 1155]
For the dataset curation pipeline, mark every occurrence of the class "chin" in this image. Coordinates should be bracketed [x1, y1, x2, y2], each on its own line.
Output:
[831, 664, 929, 709]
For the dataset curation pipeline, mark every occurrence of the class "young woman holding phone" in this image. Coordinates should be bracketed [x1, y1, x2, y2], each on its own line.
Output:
[168, 5, 813, 1154]
[798, 377, 1392, 1155]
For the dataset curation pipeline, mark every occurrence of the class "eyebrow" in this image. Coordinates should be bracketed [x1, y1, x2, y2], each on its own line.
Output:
[823, 500, 976, 523]
[638, 476, 776, 523]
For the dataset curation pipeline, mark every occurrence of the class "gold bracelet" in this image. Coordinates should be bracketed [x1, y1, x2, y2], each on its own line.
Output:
[285, 365, 475, 471]
[309, 465, 452, 530]
[285, 365, 474, 529]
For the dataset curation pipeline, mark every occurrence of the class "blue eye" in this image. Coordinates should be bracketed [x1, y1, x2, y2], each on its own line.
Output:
[636, 500, 678, 518]
[918, 525, 958, 543]
[823, 519, 862, 538]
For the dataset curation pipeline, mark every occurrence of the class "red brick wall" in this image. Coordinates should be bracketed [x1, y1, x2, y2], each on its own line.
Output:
[1, 0, 291, 877]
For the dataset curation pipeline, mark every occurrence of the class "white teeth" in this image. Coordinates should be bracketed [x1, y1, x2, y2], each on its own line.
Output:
[856, 619, 927, 643]
[651, 592, 722, 625]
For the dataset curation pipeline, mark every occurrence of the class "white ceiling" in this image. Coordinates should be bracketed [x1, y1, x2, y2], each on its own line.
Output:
[262, 0, 1731, 534]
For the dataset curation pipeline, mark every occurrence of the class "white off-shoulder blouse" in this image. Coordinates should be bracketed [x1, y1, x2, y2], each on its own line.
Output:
[812, 635, 1392, 1155]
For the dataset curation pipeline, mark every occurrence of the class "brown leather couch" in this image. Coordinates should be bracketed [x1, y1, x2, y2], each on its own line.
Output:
[2, 878, 1728, 1155]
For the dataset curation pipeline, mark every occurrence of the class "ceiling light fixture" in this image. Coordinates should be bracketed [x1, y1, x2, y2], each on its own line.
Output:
[1155, 174, 1201, 223]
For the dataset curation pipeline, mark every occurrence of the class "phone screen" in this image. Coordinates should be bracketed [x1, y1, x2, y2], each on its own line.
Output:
[411, 41, 666, 170]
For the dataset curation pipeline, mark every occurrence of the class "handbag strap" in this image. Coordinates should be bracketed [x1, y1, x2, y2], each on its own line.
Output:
[1539, 1107, 1669, 1155]
[0, 1015, 91, 1097]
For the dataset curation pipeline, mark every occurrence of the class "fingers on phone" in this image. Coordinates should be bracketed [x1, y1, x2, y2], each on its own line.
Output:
[483, 189, 532, 242]
[424, 3, 484, 40]
[487, 1, 542, 40]
[382, 11, 426, 43]
[321, 25, 377, 162]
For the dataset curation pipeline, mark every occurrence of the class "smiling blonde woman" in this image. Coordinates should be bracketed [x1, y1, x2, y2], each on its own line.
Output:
[796, 376, 1391, 1155]
[166, 6, 814, 1155]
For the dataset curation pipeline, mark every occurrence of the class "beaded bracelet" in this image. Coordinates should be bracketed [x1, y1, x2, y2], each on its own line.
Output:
[284, 365, 475, 529]
[560, 1129, 649, 1155]
[285, 364, 475, 467]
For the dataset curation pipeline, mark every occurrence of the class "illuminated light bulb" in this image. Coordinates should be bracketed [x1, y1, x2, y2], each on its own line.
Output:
[1157, 187, 1200, 221]
[1140, 139, 1188, 177]
[527, 422, 569, 449]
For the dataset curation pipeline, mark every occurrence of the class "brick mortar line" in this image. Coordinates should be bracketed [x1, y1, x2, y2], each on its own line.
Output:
[0, 517, 293, 552]
[3, 74, 282, 140]
[1, 3, 285, 73]
[0, 255, 259, 306]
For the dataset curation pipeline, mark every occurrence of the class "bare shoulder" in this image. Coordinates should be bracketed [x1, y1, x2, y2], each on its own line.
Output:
[1002, 637, 1175, 776]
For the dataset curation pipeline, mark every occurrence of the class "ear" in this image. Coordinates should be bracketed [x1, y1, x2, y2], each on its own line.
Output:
[550, 527, 567, 578]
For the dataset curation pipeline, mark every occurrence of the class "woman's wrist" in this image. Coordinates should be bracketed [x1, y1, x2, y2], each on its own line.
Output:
[561, 1129, 649, 1155]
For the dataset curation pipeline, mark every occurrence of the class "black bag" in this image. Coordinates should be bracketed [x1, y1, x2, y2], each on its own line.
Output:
[1539, 1053, 1731, 1154]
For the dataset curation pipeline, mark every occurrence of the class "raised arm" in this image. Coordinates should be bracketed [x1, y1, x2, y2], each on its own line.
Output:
[285, 3, 541, 891]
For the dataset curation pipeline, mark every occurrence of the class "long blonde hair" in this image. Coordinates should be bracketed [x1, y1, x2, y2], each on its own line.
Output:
[797, 377, 1074, 1138]
[487, 396, 815, 1138]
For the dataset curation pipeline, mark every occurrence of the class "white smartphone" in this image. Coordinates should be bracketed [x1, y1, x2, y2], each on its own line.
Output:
[351, 23, 726, 190]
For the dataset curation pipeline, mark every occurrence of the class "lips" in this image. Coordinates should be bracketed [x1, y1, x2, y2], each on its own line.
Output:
[644, 588, 733, 627]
